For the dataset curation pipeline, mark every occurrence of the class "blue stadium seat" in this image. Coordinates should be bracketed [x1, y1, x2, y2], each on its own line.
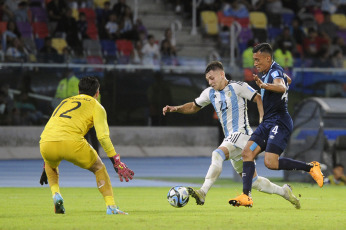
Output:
[100, 39, 117, 63]
[100, 39, 117, 56]
[267, 27, 283, 43]
[282, 13, 295, 26]
[35, 38, 44, 51]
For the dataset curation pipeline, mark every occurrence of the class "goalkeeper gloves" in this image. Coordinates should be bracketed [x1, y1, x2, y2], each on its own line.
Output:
[39, 162, 48, 185]
[109, 155, 134, 182]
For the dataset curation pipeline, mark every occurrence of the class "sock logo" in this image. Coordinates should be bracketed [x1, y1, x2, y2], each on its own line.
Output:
[242, 173, 246, 177]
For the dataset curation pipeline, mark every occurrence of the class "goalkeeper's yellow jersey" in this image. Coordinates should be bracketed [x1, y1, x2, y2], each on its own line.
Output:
[40, 94, 116, 157]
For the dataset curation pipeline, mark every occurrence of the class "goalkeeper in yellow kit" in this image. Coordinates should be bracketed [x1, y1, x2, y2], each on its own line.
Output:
[39, 76, 134, 215]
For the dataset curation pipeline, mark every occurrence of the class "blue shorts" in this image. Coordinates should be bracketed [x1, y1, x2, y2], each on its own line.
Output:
[249, 114, 293, 155]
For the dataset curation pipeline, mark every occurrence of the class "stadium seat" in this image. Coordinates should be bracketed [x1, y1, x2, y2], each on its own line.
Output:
[72, 8, 79, 20]
[35, 38, 44, 50]
[86, 22, 99, 40]
[0, 21, 8, 34]
[282, 12, 295, 26]
[16, 22, 33, 38]
[100, 39, 117, 56]
[116, 39, 133, 56]
[235, 17, 250, 28]
[314, 13, 324, 24]
[83, 39, 102, 56]
[200, 11, 219, 35]
[267, 27, 283, 43]
[30, 7, 48, 22]
[78, 8, 96, 23]
[331, 13, 346, 29]
[94, 0, 108, 8]
[238, 27, 253, 44]
[32, 22, 49, 38]
[217, 11, 235, 27]
[249, 12, 267, 29]
[51, 38, 68, 54]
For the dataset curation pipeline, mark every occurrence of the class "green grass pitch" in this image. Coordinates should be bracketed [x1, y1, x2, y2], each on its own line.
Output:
[1, 180, 345, 230]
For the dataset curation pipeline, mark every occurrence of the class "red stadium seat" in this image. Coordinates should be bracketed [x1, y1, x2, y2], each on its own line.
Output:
[32, 22, 49, 38]
[217, 11, 235, 27]
[86, 22, 98, 40]
[314, 13, 324, 24]
[78, 8, 96, 23]
[0, 21, 8, 35]
[235, 17, 250, 28]
[116, 39, 133, 56]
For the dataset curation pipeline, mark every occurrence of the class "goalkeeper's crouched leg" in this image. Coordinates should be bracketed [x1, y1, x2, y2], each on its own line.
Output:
[95, 164, 115, 206]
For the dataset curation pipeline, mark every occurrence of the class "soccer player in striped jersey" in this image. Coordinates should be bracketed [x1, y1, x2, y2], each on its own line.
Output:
[163, 61, 300, 209]
[229, 43, 324, 208]
[39, 76, 134, 215]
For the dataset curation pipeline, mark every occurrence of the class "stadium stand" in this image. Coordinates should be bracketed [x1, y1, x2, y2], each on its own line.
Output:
[32, 22, 49, 38]
[249, 11, 267, 29]
[30, 7, 48, 22]
[51, 38, 68, 54]
[200, 11, 219, 35]
[331, 13, 346, 29]
[16, 22, 33, 38]
[83, 39, 102, 56]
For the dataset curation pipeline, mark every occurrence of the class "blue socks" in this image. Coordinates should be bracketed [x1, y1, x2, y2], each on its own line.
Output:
[278, 157, 312, 172]
[242, 161, 255, 196]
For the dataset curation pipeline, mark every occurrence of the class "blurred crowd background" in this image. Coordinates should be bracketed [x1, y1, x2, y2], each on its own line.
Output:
[0, 0, 346, 127]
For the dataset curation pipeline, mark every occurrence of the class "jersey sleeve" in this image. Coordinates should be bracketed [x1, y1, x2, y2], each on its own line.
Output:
[194, 88, 211, 108]
[270, 70, 284, 80]
[93, 102, 117, 157]
[236, 82, 257, 101]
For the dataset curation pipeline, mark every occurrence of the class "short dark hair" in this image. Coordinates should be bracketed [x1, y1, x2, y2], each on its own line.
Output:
[205, 61, 224, 74]
[78, 76, 100, 96]
[253, 43, 273, 58]
[334, 163, 344, 169]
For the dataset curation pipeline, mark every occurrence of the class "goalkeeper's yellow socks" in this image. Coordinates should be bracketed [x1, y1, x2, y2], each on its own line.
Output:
[45, 164, 61, 196]
[95, 164, 115, 206]
[51, 184, 61, 197]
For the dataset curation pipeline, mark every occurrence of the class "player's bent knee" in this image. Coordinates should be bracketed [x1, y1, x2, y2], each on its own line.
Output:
[264, 158, 278, 170]
[241, 149, 254, 161]
[89, 156, 104, 173]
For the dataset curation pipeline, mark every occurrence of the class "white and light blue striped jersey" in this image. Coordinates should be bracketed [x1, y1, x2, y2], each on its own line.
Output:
[194, 81, 257, 137]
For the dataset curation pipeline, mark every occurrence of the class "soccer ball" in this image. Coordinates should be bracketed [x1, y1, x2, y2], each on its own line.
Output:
[167, 186, 189, 208]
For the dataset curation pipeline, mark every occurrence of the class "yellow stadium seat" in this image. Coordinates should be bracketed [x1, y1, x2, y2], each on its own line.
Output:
[52, 38, 68, 54]
[72, 8, 79, 20]
[201, 11, 219, 35]
[94, 0, 108, 8]
[249, 11, 267, 29]
[331, 14, 346, 29]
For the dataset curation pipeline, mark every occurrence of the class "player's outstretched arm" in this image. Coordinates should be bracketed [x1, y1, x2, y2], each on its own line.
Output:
[163, 102, 201, 115]
[254, 74, 287, 93]
[252, 94, 264, 123]
[109, 154, 134, 182]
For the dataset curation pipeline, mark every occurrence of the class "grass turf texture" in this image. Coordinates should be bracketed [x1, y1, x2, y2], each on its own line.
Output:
[1, 182, 345, 230]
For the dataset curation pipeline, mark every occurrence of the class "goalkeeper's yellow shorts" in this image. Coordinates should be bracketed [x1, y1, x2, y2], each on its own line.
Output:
[40, 139, 98, 169]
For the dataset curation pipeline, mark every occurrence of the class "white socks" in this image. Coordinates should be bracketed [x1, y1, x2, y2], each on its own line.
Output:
[200, 150, 224, 194]
[252, 176, 285, 196]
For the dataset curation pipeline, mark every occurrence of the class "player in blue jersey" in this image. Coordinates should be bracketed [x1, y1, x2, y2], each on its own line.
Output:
[229, 43, 324, 208]
[163, 61, 301, 209]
